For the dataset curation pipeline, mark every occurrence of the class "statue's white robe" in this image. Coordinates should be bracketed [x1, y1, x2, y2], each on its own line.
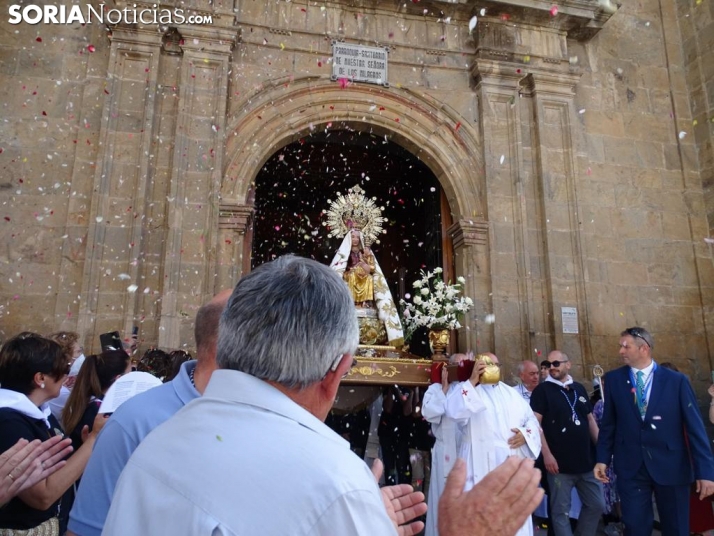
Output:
[445, 381, 541, 536]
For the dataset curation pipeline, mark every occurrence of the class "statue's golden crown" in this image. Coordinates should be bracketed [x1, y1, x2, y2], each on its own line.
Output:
[323, 185, 386, 246]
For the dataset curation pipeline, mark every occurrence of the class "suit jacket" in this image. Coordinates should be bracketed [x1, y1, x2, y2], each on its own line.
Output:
[596, 364, 714, 486]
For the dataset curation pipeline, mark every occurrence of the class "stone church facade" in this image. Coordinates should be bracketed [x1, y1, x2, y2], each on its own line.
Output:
[0, 0, 713, 389]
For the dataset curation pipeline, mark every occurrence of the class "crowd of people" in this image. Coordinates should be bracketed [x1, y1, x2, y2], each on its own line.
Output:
[0, 330, 194, 534]
[0, 255, 713, 535]
[0, 256, 543, 536]
[416, 330, 714, 536]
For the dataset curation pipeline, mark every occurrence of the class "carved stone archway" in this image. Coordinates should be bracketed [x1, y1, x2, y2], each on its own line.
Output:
[219, 77, 492, 352]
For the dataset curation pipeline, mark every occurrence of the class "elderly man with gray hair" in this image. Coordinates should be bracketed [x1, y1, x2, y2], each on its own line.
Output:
[103, 256, 543, 536]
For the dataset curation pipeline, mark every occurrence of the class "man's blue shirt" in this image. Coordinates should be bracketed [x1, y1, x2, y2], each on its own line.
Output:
[67, 360, 200, 536]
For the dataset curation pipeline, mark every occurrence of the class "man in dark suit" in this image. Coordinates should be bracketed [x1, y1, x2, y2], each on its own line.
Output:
[594, 326, 714, 535]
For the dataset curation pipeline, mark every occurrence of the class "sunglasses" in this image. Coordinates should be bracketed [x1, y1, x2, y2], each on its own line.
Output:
[624, 328, 651, 348]
[545, 360, 568, 368]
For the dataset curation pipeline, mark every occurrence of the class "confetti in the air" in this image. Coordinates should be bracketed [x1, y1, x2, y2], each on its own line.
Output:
[485, 314, 495, 324]
[679, 131, 687, 139]
[127, 285, 138, 293]
[598, 0, 617, 13]
[550, 5, 559, 16]
[468, 16, 478, 32]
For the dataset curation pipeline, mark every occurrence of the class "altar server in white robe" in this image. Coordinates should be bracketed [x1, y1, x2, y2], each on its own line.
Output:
[421, 360, 461, 536]
[445, 352, 541, 536]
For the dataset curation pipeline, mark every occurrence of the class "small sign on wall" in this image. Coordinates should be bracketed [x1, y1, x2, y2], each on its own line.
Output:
[332, 42, 389, 86]
[561, 307, 578, 334]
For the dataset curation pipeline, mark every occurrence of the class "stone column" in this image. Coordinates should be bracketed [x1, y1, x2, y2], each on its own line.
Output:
[520, 68, 592, 369]
[76, 27, 163, 348]
[470, 9, 605, 371]
[217, 203, 254, 289]
[157, 26, 236, 349]
[448, 220, 490, 353]
[472, 57, 539, 360]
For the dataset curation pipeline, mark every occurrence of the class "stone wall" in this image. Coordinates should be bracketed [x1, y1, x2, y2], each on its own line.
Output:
[0, 0, 712, 394]
[677, 0, 714, 239]
[571, 0, 714, 386]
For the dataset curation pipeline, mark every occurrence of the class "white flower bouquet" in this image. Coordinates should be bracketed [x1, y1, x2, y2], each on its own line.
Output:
[400, 268, 474, 341]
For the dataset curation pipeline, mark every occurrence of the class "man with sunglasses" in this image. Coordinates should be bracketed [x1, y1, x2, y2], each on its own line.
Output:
[530, 351, 604, 536]
[594, 327, 714, 536]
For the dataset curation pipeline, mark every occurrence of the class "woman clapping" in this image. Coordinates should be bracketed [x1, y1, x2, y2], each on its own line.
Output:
[0, 333, 107, 534]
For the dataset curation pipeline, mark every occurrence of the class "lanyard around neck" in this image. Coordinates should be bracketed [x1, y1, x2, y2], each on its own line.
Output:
[559, 388, 580, 425]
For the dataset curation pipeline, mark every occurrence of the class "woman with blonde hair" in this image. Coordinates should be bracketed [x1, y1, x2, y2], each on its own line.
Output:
[62, 350, 130, 452]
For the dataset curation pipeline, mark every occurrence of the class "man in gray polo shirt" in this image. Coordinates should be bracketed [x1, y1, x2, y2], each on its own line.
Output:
[103, 256, 544, 535]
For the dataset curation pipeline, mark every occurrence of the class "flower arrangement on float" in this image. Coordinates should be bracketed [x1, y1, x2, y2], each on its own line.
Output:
[400, 268, 473, 354]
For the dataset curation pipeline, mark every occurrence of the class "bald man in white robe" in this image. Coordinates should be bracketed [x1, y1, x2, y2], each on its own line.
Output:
[445, 353, 541, 536]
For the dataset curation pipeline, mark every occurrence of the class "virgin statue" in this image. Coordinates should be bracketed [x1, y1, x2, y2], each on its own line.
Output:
[326, 186, 404, 348]
[342, 229, 375, 307]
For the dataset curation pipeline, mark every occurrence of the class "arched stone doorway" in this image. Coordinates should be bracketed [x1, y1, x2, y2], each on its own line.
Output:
[250, 128, 448, 356]
[218, 77, 491, 354]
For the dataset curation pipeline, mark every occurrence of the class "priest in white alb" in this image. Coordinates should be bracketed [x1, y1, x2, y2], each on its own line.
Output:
[421, 355, 465, 536]
[445, 352, 541, 536]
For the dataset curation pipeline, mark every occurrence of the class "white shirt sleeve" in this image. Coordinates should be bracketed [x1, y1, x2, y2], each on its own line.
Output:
[421, 383, 447, 423]
[103, 464, 228, 536]
[444, 380, 486, 423]
[309, 490, 397, 536]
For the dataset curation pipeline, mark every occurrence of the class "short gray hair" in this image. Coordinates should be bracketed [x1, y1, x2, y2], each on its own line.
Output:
[217, 255, 359, 388]
[517, 360, 538, 374]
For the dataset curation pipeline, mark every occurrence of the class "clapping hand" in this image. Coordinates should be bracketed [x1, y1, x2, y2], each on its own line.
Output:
[371, 459, 427, 536]
[438, 457, 543, 536]
[0, 436, 72, 506]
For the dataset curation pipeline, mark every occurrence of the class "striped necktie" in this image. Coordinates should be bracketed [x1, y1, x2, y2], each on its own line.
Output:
[635, 370, 646, 419]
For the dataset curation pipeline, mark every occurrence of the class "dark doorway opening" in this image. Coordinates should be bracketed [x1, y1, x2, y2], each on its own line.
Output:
[251, 128, 448, 355]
